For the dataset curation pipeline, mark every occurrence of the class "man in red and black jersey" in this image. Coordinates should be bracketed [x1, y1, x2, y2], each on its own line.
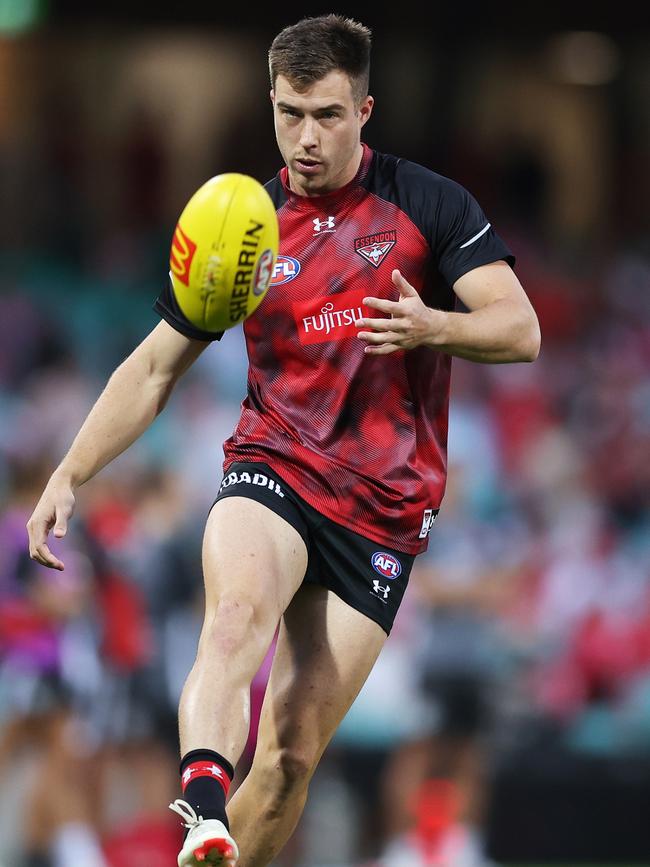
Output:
[27, 14, 540, 867]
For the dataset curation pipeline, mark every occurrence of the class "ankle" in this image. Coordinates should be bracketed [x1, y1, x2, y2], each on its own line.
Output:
[179, 748, 234, 829]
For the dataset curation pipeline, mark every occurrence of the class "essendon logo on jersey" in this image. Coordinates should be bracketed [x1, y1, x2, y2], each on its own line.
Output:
[354, 230, 397, 268]
[293, 288, 368, 345]
[170, 223, 197, 287]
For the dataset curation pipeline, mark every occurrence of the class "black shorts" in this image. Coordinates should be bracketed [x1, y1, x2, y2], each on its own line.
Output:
[212, 461, 416, 635]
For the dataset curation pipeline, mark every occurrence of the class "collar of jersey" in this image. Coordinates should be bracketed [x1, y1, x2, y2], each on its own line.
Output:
[279, 142, 373, 208]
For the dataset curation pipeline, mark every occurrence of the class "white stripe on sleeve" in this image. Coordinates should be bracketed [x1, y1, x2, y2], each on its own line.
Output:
[459, 222, 491, 249]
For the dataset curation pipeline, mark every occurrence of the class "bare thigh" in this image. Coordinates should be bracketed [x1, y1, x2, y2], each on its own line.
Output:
[253, 584, 388, 769]
[201, 496, 308, 621]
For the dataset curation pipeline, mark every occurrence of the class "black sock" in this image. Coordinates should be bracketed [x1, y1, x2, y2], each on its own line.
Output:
[180, 748, 234, 830]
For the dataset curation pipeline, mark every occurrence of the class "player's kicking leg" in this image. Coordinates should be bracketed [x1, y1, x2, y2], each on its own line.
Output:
[171, 497, 307, 867]
[226, 583, 388, 867]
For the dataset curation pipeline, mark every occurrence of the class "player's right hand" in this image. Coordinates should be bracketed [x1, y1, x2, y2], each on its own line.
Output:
[26, 475, 77, 571]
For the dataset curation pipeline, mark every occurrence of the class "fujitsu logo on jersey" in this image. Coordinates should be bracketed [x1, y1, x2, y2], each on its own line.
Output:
[293, 289, 368, 345]
[304, 302, 363, 336]
[355, 230, 396, 268]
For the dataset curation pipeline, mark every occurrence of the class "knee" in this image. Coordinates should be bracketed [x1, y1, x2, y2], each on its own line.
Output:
[276, 747, 314, 787]
[258, 746, 316, 801]
[199, 597, 263, 658]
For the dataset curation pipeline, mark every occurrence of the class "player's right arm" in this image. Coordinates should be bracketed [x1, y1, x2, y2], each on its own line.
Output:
[27, 320, 210, 571]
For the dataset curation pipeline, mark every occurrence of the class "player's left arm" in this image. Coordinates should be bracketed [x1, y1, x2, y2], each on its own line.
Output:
[357, 261, 541, 363]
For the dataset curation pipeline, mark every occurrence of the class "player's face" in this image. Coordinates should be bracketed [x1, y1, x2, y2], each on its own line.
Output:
[271, 70, 373, 197]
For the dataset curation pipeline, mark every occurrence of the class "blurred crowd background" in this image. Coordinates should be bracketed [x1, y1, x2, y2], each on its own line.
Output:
[1, 3, 649, 866]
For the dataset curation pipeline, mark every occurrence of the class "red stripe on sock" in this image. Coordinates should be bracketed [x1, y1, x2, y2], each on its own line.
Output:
[181, 761, 231, 797]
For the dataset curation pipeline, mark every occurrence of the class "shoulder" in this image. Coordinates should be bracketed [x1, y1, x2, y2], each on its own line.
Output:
[264, 175, 288, 210]
[369, 150, 467, 201]
[366, 149, 477, 240]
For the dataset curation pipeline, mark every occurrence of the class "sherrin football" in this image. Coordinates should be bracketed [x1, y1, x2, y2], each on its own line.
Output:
[169, 173, 279, 332]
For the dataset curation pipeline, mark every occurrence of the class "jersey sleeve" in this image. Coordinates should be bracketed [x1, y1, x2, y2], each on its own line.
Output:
[433, 177, 515, 287]
[153, 275, 224, 342]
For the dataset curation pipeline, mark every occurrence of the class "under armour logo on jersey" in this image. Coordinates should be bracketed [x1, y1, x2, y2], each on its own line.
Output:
[372, 580, 391, 602]
[313, 216, 336, 234]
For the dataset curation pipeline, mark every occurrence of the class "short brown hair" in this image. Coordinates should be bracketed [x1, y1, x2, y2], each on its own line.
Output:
[269, 14, 372, 107]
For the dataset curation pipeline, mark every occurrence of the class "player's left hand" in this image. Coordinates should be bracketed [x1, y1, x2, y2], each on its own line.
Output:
[356, 270, 448, 355]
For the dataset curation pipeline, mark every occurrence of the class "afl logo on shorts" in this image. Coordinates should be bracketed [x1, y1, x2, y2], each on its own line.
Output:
[371, 552, 402, 579]
[271, 255, 301, 285]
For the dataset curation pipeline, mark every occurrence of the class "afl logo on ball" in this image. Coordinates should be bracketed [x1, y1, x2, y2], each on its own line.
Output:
[371, 552, 402, 579]
[271, 255, 301, 285]
[253, 249, 274, 296]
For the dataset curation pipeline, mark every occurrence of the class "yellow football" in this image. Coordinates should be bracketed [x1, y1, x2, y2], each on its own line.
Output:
[169, 173, 279, 332]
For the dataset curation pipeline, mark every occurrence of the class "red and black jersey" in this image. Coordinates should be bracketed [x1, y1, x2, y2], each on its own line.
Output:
[155, 143, 514, 554]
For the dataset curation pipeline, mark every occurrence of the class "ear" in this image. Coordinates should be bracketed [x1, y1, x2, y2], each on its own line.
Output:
[359, 95, 374, 128]
[270, 89, 275, 105]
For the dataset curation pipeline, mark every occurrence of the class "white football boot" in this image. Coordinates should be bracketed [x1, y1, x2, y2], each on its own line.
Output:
[169, 799, 239, 867]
